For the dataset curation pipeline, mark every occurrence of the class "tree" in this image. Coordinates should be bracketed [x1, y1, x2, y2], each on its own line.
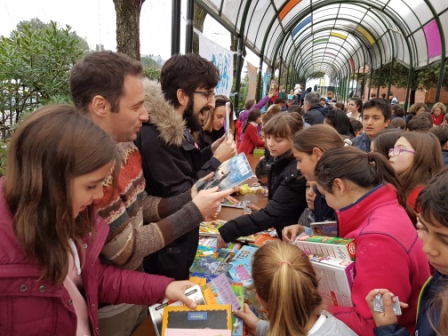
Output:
[114, 0, 145, 60]
[193, 3, 207, 54]
[141, 55, 161, 81]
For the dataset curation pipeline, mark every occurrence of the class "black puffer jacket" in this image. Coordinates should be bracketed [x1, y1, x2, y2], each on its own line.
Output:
[304, 104, 328, 125]
[219, 153, 307, 241]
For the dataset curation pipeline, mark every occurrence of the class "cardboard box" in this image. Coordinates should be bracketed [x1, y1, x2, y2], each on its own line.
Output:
[310, 256, 355, 307]
[294, 234, 356, 261]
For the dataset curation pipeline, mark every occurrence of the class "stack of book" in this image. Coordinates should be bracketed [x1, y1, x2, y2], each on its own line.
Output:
[293, 232, 357, 307]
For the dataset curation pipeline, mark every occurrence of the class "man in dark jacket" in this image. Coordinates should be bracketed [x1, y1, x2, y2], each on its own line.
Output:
[135, 54, 237, 280]
[303, 92, 328, 125]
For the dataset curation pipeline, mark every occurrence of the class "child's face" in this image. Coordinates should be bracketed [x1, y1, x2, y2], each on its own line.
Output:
[305, 181, 317, 210]
[362, 107, 390, 139]
[71, 162, 112, 219]
[266, 135, 291, 158]
[258, 175, 269, 186]
[417, 216, 448, 275]
[293, 149, 319, 181]
[388, 136, 415, 175]
[256, 116, 262, 125]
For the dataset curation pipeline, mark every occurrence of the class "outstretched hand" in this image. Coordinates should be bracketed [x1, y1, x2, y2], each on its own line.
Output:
[164, 281, 197, 309]
[365, 289, 408, 327]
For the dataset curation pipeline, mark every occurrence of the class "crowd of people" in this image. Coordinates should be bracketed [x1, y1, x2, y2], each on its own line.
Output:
[1, 50, 448, 336]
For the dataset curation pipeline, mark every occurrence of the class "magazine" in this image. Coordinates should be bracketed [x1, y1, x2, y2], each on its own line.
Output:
[196, 153, 255, 191]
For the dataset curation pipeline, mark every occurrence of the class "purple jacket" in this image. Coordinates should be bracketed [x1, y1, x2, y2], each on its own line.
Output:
[238, 95, 270, 141]
[0, 179, 173, 336]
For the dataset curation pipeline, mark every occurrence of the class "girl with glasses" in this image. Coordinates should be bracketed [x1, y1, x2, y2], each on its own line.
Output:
[388, 132, 443, 209]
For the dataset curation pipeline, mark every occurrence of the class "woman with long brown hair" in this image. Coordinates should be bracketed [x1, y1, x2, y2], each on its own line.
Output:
[0, 105, 195, 335]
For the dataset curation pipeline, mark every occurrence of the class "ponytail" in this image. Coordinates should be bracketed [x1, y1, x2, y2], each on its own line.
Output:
[315, 147, 416, 225]
[252, 242, 322, 336]
[242, 108, 261, 134]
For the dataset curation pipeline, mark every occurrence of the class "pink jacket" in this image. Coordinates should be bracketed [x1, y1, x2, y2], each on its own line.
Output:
[330, 184, 430, 336]
[0, 180, 173, 335]
[238, 123, 264, 155]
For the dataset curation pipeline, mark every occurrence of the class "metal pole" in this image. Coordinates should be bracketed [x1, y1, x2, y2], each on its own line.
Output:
[171, 0, 181, 55]
[256, 55, 264, 100]
[234, 34, 244, 112]
[185, 0, 194, 54]
[387, 58, 395, 102]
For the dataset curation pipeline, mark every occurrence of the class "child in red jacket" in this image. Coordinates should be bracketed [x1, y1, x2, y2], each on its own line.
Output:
[238, 108, 264, 155]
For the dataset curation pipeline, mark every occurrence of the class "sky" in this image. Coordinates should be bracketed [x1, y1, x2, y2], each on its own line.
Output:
[0, 0, 261, 67]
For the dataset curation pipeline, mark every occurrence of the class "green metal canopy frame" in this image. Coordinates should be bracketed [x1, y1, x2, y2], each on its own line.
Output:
[190, 0, 448, 107]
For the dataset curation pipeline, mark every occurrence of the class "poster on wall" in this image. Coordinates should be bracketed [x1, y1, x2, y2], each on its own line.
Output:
[246, 61, 258, 100]
[199, 33, 234, 97]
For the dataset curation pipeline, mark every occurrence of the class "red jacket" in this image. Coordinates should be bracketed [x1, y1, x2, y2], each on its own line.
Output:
[0, 179, 173, 336]
[432, 113, 444, 126]
[329, 184, 430, 336]
[238, 123, 264, 155]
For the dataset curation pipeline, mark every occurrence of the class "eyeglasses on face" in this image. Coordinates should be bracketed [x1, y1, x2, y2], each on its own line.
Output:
[388, 147, 416, 156]
[194, 90, 216, 101]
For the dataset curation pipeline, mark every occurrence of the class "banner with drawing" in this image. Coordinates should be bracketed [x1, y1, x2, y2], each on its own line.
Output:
[199, 33, 233, 97]
[246, 61, 258, 100]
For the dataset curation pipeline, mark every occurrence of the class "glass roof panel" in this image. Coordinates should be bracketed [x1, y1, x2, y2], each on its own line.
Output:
[197, 0, 448, 79]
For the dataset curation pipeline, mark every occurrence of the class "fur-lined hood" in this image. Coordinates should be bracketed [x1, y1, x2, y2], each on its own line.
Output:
[142, 78, 185, 146]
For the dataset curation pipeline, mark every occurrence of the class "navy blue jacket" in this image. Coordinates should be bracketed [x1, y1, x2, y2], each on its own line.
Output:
[352, 132, 372, 153]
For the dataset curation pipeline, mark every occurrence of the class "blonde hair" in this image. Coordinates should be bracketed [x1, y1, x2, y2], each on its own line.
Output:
[432, 102, 447, 114]
[252, 242, 322, 336]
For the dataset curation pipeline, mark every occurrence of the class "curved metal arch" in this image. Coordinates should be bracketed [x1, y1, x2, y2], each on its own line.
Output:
[264, 0, 414, 71]
[297, 58, 347, 80]
[272, 7, 397, 73]
[286, 21, 377, 76]
[285, 25, 373, 78]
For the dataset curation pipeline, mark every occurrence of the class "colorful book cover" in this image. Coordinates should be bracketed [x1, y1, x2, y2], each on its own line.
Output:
[226, 258, 253, 287]
[231, 285, 246, 336]
[197, 153, 255, 191]
[310, 221, 338, 237]
[199, 220, 227, 237]
[249, 234, 278, 248]
[161, 305, 232, 335]
[190, 249, 233, 281]
[221, 200, 245, 209]
[232, 245, 258, 262]
[149, 285, 206, 336]
[294, 233, 356, 261]
[204, 274, 241, 311]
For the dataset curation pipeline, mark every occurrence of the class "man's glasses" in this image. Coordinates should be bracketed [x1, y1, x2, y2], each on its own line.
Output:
[194, 91, 216, 101]
[388, 147, 416, 156]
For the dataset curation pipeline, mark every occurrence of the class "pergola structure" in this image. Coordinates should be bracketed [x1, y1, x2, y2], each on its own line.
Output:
[172, 0, 448, 108]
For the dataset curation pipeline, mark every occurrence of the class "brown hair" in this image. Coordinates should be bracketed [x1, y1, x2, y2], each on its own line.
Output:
[314, 147, 416, 224]
[293, 124, 344, 154]
[263, 113, 304, 140]
[334, 102, 345, 112]
[429, 125, 448, 147]
[4, 105, 118, 284]
[262, 104, 281, 124]
[252, 241, 322, 336]
[242, 108, 261, 134]
[202, 95, 234, 133]
[70, 51, 143, 113]
[408, 102, 427, 114]
[390, 117, 406, 130]
[396, 132, 443, 199]
[372, 129, 404, 159]
[245, 99, 255, 110]
[160, 53, 219, 107]
[392, 104, 405, 117]
[407, 114, 433, 132]
[415, 169, 448, 336]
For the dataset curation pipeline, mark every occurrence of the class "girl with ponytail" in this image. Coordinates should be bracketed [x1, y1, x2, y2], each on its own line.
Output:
[312, 146, 430, 336]
[234, 241, 356, 336]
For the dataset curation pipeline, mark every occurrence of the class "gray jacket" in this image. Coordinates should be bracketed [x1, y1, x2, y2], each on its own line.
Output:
[255, 310, 358, 336]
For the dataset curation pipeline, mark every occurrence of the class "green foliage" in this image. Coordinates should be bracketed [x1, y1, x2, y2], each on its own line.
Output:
[309, 71, 326, 79]
[141, 56, 161, 81]
[0, 19, 87, 174]
[231, 74, 249, 112]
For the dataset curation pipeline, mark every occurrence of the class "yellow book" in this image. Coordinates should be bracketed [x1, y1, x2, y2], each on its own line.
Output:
[161, 304, 232, 335]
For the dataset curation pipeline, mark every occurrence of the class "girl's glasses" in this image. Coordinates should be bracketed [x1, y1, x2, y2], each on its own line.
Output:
[388, 147, 416, 156]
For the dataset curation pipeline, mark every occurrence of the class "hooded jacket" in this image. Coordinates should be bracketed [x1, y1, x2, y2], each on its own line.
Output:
[135, 80, 220, 198]
[0, 179, 172, 336]
[330, 184, 430, 336]
[303, 104, 328, 125]
[135, 80, 219, 280]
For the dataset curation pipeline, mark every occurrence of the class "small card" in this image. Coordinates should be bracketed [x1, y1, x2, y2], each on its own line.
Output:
[373, 294, 402, 316]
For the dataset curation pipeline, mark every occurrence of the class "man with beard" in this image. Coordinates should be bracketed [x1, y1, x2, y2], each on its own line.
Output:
[136, 54, 236, 280]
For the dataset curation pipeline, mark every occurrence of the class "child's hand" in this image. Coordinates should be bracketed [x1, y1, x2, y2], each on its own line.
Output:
[164, 281, 197, 309]
[365, 289, 409, 327]
[234, 303, 259, 336]
[282, 224, 304, 243]
[246, 203, 260, 212]
[216, 235, 228, 249]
